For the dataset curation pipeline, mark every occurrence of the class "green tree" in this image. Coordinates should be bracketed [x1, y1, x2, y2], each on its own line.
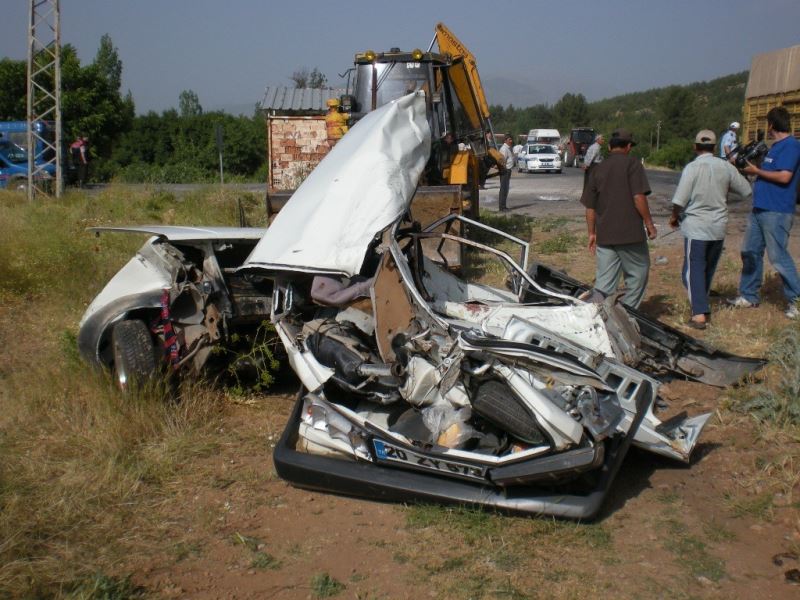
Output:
[60, 44, 132, 161]
[553, 93, 589, 131]
[179, 89, 203, 117]
[94, 33, 122, 93]
[290, 66, 327, 89]
[0, 58, 26, 120]
[658, 85, 698, 142]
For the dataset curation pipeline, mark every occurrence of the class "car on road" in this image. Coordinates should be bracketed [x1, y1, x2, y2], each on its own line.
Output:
[80, 93, 764, 519]
[517, 143, 562, 174]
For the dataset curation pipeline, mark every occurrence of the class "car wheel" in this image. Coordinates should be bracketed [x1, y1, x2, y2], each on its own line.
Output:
[557, 169, 562, 174]
[112, 319, 157, 391]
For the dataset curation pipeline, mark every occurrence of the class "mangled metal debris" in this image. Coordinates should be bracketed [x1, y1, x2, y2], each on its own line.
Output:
[80, 92, 764, 519]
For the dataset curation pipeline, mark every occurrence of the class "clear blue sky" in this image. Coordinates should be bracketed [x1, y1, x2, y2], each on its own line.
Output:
[1, 0, 798, 114]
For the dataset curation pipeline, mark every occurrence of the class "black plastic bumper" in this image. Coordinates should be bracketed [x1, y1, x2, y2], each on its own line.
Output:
[273, 382, 651, 520]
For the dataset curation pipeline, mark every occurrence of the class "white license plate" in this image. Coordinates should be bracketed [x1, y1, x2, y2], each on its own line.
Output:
[372, 439, 487, 481]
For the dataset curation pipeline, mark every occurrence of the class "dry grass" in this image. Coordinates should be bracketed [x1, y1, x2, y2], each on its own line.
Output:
[2, 189, 800, 597]
[0, 186, 263, 597]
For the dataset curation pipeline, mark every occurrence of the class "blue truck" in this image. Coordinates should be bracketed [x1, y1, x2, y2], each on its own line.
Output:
[0, 121, 58, 190]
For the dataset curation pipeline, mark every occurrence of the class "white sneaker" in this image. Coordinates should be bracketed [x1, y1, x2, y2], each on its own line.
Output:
[726, 296, 759, 308]
[785, 304, 800, 319]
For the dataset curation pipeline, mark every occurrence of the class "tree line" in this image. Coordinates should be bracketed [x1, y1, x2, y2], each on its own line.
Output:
[490, 71, 748, 168]
[0, 35, 266, 183]
[0, 33, 749, 180]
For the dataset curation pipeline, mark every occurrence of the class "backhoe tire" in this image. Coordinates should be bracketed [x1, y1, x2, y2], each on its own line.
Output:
[112, 319, 157, 392]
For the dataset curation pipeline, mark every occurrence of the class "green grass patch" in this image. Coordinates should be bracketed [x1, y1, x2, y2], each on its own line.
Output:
[660, 518, 726, 582]
[724, 491, 774, 519]
[65, 573, 145, 600]
[404, 504, 509, 544]
[536, 231, 580, 255]
[251, 551, 281, 570]
[534, 215, 569, 232]
[311, 572, 346, 598]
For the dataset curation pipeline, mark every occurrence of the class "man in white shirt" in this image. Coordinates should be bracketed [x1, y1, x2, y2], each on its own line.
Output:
[671, 129, 752, 328]
[498, 135, 515, 211]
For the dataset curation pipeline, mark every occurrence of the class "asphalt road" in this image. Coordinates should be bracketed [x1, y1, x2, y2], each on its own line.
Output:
[480, 164, 753, 229]
[480, 165, 680, 216]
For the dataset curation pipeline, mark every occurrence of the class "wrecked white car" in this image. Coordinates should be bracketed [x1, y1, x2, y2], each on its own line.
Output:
[80, 93, 763, 519]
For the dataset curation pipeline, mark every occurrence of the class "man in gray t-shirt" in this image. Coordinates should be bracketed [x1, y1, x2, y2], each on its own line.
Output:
[670, 129, 752, 328]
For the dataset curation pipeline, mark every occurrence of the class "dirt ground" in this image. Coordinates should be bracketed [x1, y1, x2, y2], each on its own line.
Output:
[128, 172, 800, 599]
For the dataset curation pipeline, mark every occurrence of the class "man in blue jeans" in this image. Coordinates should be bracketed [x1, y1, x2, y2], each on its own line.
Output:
[728, 107, 800, 318]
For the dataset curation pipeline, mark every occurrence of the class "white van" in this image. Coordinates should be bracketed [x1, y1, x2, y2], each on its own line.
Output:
[527, 128, 561, 145]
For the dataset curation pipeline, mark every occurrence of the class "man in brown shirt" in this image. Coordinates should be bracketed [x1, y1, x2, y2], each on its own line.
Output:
[579, 129, 657, 308]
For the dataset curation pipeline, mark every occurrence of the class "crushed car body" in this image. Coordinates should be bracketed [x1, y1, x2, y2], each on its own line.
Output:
[80, 92, 765, 519]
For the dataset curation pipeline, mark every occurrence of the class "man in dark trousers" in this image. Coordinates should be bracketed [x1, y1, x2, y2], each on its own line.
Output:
[498, 135, 514, 211]
[580, 129, 657, 308]
[670, 129, 751, 329]
[70, 135, 89, 187]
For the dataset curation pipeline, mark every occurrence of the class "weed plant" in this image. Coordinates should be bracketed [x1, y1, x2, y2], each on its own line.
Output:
[0, 186, 265, 596]
[728, 322, 800, 426]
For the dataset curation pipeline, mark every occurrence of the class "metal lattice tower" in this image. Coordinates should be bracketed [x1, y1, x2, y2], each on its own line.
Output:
[26, 0, 62, 200]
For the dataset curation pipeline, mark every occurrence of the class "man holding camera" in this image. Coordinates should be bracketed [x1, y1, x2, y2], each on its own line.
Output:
[728, 107, 800, 318]
[670, 130, 751, 329]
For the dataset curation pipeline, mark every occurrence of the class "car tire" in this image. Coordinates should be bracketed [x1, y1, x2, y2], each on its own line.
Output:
[557, 169, 562, 174]
[112, 319, 157, 391]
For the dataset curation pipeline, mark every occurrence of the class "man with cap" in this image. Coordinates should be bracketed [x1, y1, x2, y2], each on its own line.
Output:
[580, 129, 656, 309]
[669, 129, 752, 329]
[719, 121, 740, 161]
[582, 133, 604, 187]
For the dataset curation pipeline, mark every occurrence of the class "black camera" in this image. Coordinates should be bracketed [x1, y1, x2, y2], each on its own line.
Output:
[731, 140, 768, 169]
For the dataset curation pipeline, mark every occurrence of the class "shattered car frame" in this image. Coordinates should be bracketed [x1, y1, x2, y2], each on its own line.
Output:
[80, 93, 764, 519]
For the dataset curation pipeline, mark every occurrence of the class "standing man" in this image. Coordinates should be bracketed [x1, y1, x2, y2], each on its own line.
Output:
[670, 130, 752, 329]
[70, 135, 89, 188]
[498, 134, 514, 212]
[580, 129, 656, 309]
[719, 121, 740, 161]
[728, 106, 800, 318]
[582, 133, 604, 186]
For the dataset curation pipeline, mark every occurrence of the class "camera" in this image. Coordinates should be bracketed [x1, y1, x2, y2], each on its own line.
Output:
[731, 140, 769, 169]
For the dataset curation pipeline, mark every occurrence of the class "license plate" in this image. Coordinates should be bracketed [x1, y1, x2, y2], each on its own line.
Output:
[372, 439, 487, 481]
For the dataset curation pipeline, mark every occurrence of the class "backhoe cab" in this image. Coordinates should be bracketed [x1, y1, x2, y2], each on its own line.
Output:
[342, 23, 504, 219]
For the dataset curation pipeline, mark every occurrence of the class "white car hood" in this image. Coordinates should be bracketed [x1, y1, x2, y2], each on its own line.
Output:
[88, 225, 266, 241]
[244, 92, 431, 276]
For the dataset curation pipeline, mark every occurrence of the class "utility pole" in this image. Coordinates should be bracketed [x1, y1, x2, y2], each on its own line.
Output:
[215, 124, 224, 186]
[26, 0, 62, 200]
[655, 120, 662, 152]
